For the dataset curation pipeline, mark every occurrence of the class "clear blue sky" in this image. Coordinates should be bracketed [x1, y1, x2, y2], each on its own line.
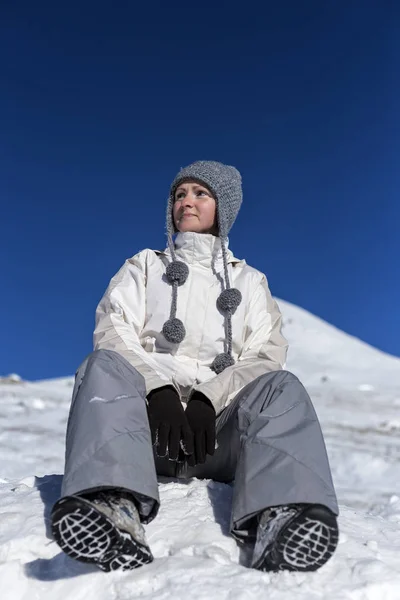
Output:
[1, 1, 398, 380]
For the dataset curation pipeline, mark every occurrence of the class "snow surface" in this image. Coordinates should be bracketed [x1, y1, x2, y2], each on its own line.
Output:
[1, 298, 400, 599]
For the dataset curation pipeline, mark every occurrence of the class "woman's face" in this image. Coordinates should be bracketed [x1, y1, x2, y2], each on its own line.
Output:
[172, 181, 218, 235]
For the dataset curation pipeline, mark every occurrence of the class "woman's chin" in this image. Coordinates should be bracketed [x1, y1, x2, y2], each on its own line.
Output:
[176, 224, 217, 235]
[178, 225, 200, 233]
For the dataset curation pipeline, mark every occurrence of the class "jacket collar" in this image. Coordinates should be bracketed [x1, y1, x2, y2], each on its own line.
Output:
[156, 232, 240, 270]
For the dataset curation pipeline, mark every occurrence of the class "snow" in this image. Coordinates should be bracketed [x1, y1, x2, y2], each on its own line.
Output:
[1, 298, 400, 599]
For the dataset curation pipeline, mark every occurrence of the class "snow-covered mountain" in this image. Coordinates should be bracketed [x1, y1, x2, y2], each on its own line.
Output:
[1, 299, 400, 599]
[282, 298, 400, 388]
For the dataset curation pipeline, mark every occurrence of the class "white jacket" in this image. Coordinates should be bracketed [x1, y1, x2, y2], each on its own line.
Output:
[94, 232, 288, 414]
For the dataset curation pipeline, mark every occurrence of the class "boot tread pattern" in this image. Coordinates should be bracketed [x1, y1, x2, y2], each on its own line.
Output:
[51, 497, 153, 572]
[259, 506, 339, 572]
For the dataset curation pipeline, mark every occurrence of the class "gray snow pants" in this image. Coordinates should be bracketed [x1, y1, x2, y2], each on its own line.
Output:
[61, 349, 338, 541]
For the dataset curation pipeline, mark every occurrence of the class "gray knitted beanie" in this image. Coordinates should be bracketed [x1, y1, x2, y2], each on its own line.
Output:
[162, 160, 243, 374]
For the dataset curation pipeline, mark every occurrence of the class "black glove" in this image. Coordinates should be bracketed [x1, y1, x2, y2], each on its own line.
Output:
[147, 386, 194, 461]
[185, 392, 216, 467]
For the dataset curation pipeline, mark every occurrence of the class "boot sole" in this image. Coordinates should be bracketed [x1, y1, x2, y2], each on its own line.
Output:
[51, 495, 153, 572]
[256, 504, 339, 572]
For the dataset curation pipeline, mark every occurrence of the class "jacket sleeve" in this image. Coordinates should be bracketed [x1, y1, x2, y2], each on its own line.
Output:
[192, 275, 288, 414]
[93, 253, 176, 397]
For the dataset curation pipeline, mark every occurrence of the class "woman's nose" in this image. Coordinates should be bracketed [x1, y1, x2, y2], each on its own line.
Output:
[182, 194, 194, 207]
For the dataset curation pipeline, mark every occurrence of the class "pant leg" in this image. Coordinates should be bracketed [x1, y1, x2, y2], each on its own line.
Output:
[60, 349, 159, 523]
[184, 370, 338, 542]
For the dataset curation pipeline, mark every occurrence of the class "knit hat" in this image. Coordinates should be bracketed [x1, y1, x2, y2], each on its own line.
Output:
[162, 160, 243, 374]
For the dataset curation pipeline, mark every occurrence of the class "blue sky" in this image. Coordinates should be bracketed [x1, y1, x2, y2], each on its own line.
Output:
[1, 1, 398, 380]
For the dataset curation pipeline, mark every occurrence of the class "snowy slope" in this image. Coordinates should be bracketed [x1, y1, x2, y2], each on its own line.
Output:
[1, 299, 400, 600]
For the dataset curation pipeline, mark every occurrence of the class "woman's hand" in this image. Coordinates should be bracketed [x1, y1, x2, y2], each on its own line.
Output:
[185, 392, 216, 466]
[147, 386, 194, 461]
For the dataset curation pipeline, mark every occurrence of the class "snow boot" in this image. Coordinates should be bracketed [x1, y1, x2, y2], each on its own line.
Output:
[251, 503, 339, 572]
[51, 490, 153, 572]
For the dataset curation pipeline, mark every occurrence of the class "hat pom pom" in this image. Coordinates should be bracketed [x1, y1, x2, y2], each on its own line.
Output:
[211, 352, 235, 374]
[217, 288, 242, 314]
[166, 261, 189, 286]
[162, 318, 186, 343]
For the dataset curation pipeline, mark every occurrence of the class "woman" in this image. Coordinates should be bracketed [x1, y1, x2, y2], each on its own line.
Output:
[51, 161, 339, 573]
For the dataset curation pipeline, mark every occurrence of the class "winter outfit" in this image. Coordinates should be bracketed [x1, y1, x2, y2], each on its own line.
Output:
[91, 231, 287, 412]
[51, 161, 339, 573]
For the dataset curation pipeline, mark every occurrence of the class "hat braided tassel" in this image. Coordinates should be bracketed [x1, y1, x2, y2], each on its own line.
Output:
[211, 241, 242, 373]
[162, 249, 189, 344]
